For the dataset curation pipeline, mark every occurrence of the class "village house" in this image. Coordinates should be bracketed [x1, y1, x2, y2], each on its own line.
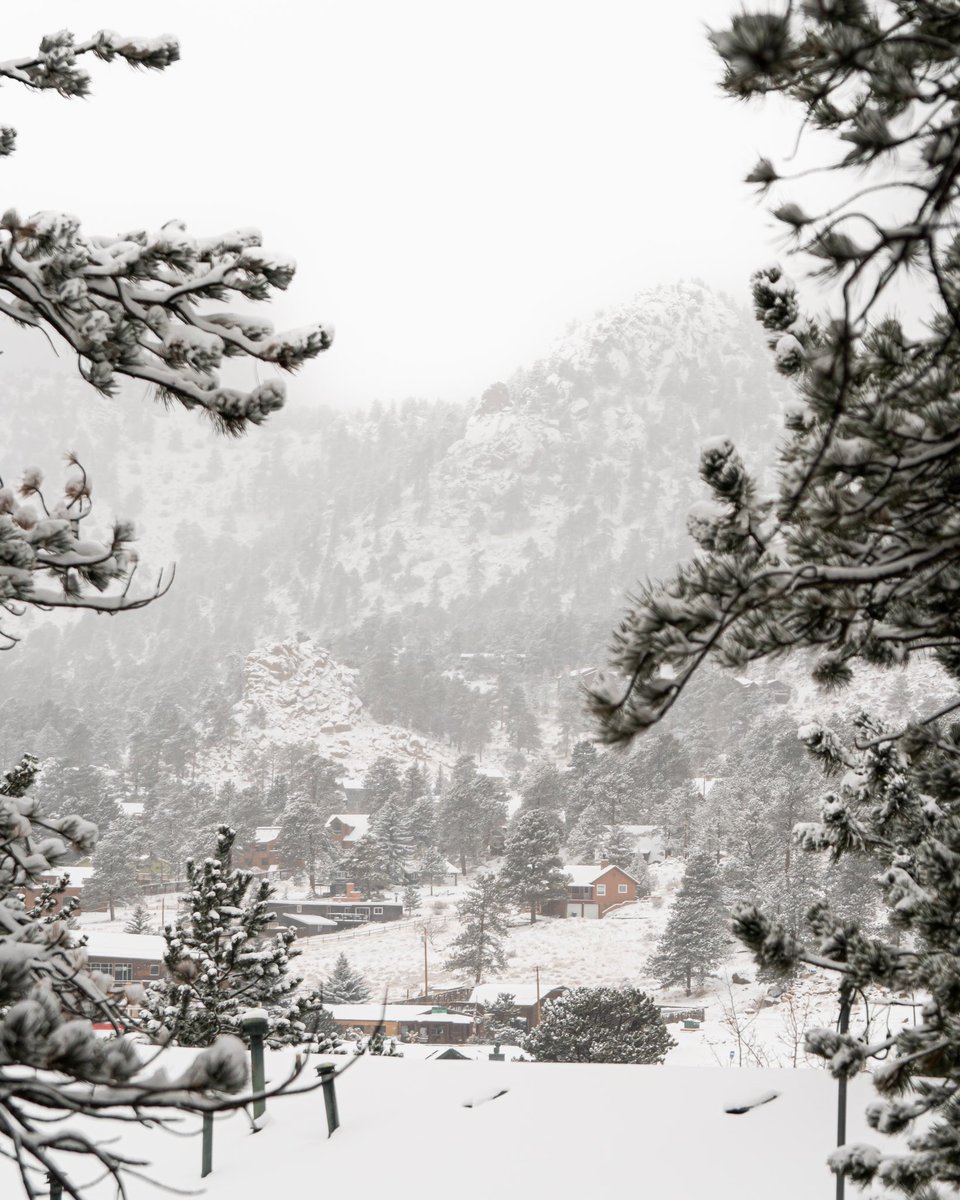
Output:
[263, 897, 403, 935]
[324, 1003, 474, 1044]
[543, 861, 640, 918]
[325, 814, 370, 849]
[234, 826, 282, 872]
[20, 865, 101, 913]
[82, 931, 166, 985]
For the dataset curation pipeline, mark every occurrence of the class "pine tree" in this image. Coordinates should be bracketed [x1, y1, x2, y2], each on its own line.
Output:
[341, 832, 390, 896]
[402, 882, 421, 914]
[587, 9, 960, 1188]
[370, 795, 413, 883]
[0, 40, 330, 643]
[438, 756, 507, 875]
[444, 871, 510, 983]
[276, 787, 339, 895]
[82, 817, 142, 920]
[0, 756, 250, 1189]
[499, 809, 569, 923]
[523, 986, 675, 1064]
[124, 903, 156, 935]
[486, 992, 524, 1046]
[418, 846, 449, 895]
[323, 953, 371, 1004]
[144, 826, 323, 1047]
[363, 756, 402, 812]
[603, 824, 635, 869]
[565, 802, 607, 861]
[648, 853, 727, 996]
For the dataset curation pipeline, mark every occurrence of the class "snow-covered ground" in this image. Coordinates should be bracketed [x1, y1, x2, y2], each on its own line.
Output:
[0, 1049, 904, 1200]
[82, 855, 912, 1073]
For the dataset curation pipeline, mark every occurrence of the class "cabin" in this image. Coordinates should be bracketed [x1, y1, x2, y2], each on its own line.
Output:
[467, 982, 567, 1030]
[325, 814, 370, 849]
[543, 862, 640, 918]
[83, 932, 166, 984]
[325, 1003, 474, 1044]
[20, 865, 101, 913]
[263, 898, 402, 933]
[235, 826, 282, 872]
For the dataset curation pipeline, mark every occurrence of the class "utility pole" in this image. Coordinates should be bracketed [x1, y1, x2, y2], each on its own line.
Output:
[535, 965, 541, 1026]
[836, 984, 853, 1200]
[423, 926, 429, 1000]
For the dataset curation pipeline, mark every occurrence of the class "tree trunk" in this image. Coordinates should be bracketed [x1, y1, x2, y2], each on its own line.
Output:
[309, 861, 316, 897]
[108, 898, 115, 922]
[685, 966, 691, 997]
[530, 899, 537, 924]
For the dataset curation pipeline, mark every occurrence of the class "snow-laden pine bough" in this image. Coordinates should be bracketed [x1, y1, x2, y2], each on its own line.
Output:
[0, 756, 380, 1200]
[589, 5, 960, 1195]
[0, 28, 332, 649]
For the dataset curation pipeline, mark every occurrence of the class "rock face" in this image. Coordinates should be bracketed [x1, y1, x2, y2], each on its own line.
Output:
[232, 638, 450, 782]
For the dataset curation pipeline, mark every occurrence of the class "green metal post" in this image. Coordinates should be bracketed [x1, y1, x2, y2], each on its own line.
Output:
[836, 985, 853, 1200]
[201, 1111, 213, 1178]
[317, 1064, 340, 1137]
[241, 1011, 268, 1120]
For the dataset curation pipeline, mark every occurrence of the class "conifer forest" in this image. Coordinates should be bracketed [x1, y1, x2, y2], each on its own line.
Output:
[5, 3, 960, 1199]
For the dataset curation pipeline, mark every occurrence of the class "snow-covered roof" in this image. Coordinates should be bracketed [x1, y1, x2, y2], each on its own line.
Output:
[325, 1004, 473, 1025]
[82, 932, 166, 961]
[280, 913, 337, 927]
[119, 801, 145, 817]
[326, 814, 370, 839]
[255, 826, 281, 843]
[563, 863, 638, 887]
[37, 865, 96, 888]
[468, 983, 562, 1008]
[0, 1052, 903, 1200]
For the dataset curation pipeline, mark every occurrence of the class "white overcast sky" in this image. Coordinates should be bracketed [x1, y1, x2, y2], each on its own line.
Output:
[2, 1, 797, 409]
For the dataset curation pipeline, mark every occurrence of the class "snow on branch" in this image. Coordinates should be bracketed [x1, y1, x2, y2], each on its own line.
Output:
[0, 211, 333, 434]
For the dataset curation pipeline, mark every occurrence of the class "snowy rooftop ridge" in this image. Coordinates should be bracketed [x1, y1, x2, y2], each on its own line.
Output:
[82, 932, 166, 960]
[324, 1004, 472, 1025]
[564, 862, 638, 887]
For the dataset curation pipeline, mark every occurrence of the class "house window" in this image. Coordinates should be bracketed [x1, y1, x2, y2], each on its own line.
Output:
[596, 884, 606, 896]
[296, 904, 303, 913]
[149, 964, 160, 977]
[90, 962, 133, 982]
[373, 906, 383, 915]
[618, 883, 628, 894]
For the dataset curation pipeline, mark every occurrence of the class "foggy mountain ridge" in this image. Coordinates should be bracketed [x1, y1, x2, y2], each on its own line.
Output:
[2, 279, 856, 774]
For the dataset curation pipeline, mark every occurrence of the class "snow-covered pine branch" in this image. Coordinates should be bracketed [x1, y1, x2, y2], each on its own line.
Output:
[0, 211, 332, 434]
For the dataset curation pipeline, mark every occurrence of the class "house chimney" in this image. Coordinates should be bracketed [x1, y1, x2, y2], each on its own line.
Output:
[599, 860, 610, 870]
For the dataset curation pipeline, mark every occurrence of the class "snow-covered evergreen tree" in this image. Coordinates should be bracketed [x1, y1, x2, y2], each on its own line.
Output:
[144, 826, 325, 1047]
[124, 903, 156, 935]
[0, 28, 331, 646]
[499, 809, 569, 923]
[0, 756, 250, 1190]
[402, 882, 422, 914]
[438, 756, 507, 875]
[323, 952, 371, 1004]
[82, 816, 142, 920]
[564, 801, 607, 860]
[485, 992, 524, 1046]
[276, 776, 340, 895]
[647, 852, 726, 996]
[444, 871, 509, 983]
[370, 794, 413, 883]
[341, 832, 390, 895]
[586, 7, 960, 1191]
[523, 986, 675, 1064]
[418, 845, 449, 894]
